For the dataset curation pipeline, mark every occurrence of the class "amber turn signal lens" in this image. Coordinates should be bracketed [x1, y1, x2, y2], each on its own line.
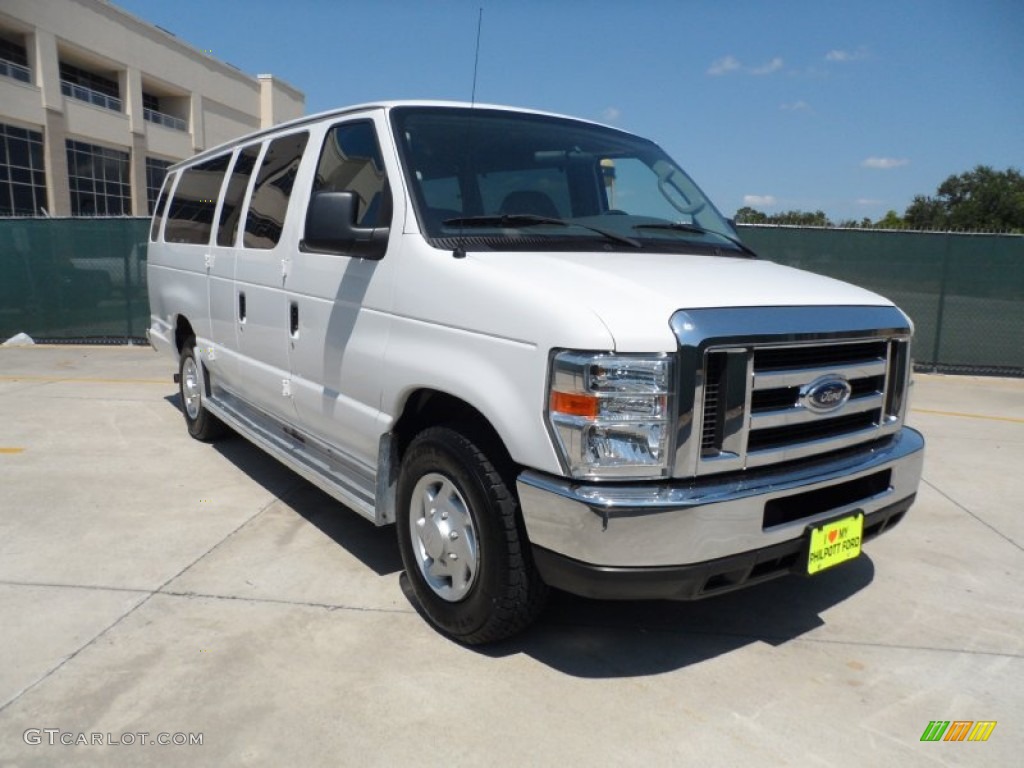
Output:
[550, 390, 599, 419]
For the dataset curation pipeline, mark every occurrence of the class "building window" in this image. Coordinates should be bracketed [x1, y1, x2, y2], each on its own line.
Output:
[59, 62, 122, 112]
[0, 123, 47, 216]
[142, 92, 188, 131]
[0, 35, 31, 84]
[145, 157, 171, 214]
[66, 139, 131, 216]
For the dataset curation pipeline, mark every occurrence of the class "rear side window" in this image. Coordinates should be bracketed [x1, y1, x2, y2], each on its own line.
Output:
[244, 132, 309, 249]
[149, 173, 173, 242]
[216, 146, 259, 247]
[312, 121, 389, 227]
[165, 155, 230, 245]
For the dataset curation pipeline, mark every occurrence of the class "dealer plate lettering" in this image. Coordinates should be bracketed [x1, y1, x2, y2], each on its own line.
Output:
[807, 512, 864, 575]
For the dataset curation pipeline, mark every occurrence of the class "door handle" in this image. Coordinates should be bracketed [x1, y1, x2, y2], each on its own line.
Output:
[238, 292, 246, 322]
[289, 302, 299, 337]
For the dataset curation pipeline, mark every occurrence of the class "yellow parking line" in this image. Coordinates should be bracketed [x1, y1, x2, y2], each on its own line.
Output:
[0, 375, 168, 385]
[912, 408, 1024, 425]
[0, 447, 25, 454]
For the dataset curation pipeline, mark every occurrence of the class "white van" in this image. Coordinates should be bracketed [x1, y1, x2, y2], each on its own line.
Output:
[147, 101, 924, 643]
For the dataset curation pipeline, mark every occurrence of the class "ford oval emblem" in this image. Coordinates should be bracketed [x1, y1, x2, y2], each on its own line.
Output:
[801, 376, 852, 414]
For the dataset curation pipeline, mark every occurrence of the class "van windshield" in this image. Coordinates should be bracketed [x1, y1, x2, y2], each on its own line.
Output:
[390, 106, 745, 255]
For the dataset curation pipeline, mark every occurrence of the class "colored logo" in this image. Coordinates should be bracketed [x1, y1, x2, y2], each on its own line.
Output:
[920, 721, 997, 742]
[801, 376, 851, 414]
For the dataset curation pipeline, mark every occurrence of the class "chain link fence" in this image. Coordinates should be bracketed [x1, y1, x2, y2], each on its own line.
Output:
[740, 225, 1024, 376]
[1, 218, 1021, 375]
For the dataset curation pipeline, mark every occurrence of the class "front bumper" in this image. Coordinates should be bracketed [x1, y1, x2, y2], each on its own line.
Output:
[516, 427, 924, 599]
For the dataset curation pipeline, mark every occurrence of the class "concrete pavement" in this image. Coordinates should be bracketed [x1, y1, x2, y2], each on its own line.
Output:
[0, 345, 1021, 766]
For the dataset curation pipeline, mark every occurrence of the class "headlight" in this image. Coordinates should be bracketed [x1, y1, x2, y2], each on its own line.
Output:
[547, 351, 674, 480]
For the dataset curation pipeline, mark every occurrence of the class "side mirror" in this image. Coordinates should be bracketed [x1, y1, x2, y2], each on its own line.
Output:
[302, 191, 389, 260]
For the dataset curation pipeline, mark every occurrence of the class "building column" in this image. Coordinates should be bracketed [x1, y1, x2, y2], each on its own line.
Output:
[258, 75, 274, 130]
[123, 68, 147, 216]
[123, 67, 144, 134]
[30, 28, 62, 110]
[190, 93, 204, 153]
[129, 133, 147, 216]
[42, 109, 71, 216]
[30, 29, 70, 216]
[258, 74, 303, 127]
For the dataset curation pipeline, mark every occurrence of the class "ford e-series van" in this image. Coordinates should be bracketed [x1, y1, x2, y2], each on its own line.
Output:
[147, 101, 924, 643]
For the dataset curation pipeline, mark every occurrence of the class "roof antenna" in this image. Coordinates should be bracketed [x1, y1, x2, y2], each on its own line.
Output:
[470, 7, 483, 106]
[454, 7, 483, 259]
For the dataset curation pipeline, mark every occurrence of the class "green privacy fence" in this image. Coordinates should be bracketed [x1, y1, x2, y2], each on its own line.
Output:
[0, 218, 149, 343]
[1, 218, 1022, 375]
[739, 226, 1024, 376]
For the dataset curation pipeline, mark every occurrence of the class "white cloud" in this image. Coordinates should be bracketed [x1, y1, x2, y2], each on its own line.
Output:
[826, 48, 868, 62]
[861, 157, 910, 169]
[708, 55, 742, 76]
[708, 55, 784, 76]
[780, 100, 812, 112]
[744, 194, 777, 207]
[856, 198, 883, 206]
[751, 57, 784, 75]
[601, 106, 621, 123]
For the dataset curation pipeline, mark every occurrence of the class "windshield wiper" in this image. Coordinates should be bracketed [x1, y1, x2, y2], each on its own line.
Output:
[633, 222, 759, 258]
[443, 214, 641, 248]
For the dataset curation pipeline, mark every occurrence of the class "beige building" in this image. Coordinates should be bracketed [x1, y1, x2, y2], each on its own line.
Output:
[0, 0, 304, 217]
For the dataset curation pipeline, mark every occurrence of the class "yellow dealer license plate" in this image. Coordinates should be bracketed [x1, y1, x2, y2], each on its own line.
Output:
[807, 512, 864, 575]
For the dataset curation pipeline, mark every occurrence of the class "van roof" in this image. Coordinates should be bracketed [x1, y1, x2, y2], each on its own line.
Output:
[174, 100, 602, 170]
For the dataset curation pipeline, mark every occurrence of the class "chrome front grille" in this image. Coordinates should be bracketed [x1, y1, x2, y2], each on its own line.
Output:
[669, 306, 914, 479]
[697, 338, 909, 474]
[747, 340, 889, 461]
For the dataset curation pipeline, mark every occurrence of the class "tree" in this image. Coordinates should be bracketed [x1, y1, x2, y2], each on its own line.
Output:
[780, 210, 830, 227]
[874, 210, 905, 229]
[903, 195, 947, 230]
[836, 217, 876, 228]
[734, 207, 831, 226]
[904, 166, 1024, 232]
[734, 206, 767, 224]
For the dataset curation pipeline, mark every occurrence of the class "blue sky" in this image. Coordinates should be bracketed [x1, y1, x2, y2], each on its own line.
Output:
[115, 0, 1023, 222]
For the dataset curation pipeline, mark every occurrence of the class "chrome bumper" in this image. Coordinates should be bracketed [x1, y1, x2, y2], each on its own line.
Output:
[516, 427, 924, 570]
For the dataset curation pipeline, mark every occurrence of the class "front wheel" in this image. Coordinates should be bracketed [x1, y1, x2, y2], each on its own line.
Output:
[178, 340, 227, 442]
[397, 427, 547, 644]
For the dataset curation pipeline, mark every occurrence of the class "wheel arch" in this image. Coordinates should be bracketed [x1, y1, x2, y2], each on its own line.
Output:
[393, 389, 512, 466]
[174, 314, 196, 355]
[376, 388, 516, 526]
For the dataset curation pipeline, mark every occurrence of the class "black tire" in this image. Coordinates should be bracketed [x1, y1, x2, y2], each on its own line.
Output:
[397, 426, 548, 644]
[178, 339, 227, 442]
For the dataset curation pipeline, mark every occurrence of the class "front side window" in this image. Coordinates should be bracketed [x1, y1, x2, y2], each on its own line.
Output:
[391, 106, 740, 255]
[311, 121, 389, 227]
[244, 132, 309, 249]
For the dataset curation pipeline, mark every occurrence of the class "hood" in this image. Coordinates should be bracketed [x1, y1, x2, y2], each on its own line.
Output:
[467, 249, 894, 351]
